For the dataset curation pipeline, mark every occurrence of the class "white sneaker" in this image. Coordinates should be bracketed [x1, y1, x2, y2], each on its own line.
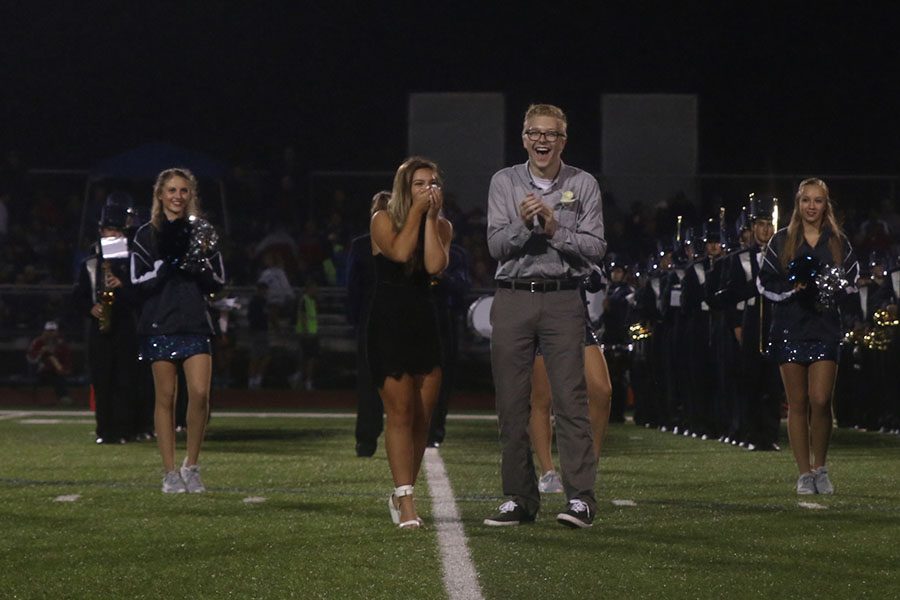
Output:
[813, 466, 834, 494]
[180, 459, 206, 493]
[796, 472, 816, 495]
[162, 470, 186, 494]
[538, 470, 564, 494]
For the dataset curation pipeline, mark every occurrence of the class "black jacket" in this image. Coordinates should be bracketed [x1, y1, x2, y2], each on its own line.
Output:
[130, 220, 225, 336]
[758, 227, 858, 344]
[346, 234, 377, 333]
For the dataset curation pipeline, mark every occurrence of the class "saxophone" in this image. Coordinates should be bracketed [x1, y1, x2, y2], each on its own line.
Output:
[98, 261, 115, 333]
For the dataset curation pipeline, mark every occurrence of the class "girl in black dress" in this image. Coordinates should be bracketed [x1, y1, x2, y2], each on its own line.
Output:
[131, 168, 225, 493]
[758, 178, 858, 495]
[368, 157, 452, 528]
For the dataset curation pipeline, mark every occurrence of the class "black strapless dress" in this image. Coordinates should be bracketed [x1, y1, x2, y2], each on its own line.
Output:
[366, 252, 442, 386]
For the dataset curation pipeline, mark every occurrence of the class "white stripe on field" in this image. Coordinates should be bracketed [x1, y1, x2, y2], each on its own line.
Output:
[20, 419, 95, 425]
[0, 411, 29, 421]
[0, 410, 498, 421]
[423, 447, 484, 600]
[612, 499, 637, 507]
[54, 494, 81, 502]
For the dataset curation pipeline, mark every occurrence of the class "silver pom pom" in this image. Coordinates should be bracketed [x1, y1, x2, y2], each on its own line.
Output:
[814, 266, 847, 311]
[180, 216, 219, 271]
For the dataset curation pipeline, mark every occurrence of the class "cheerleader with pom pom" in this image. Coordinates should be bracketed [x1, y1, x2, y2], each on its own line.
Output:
[758, 178, 858, 495]
[131, 168, 225, 494]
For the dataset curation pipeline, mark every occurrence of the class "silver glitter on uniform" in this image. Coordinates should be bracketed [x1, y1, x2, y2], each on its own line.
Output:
[768, 339, 838, 366]
[139, 334, 211, 361]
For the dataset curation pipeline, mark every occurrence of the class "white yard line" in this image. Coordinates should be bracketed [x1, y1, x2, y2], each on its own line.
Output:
[612, 499, 638, 507]
[0, 409, 498, 421]
[53, 494, 81, 502]
[20, 419, 95, 425]
[0, 411, 30, 421]
[423, 447, 485, 600]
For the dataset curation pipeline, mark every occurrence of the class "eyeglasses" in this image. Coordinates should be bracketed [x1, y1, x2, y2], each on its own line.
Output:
[523, 129, 566, 142]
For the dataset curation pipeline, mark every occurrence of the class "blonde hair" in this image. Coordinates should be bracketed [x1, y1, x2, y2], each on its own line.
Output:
[780, 177, 846, 268]
[150, 167, 201, 229]
[370, 190, 391, 217]
[386, 157, 441, 231]
[523, 103, 568, 134]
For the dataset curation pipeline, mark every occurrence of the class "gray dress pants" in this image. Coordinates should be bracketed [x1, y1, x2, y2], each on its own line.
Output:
[490, 286, 597, 515]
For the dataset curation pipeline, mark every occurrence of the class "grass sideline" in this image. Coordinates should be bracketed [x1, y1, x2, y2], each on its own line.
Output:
[1, 411, 899, 599]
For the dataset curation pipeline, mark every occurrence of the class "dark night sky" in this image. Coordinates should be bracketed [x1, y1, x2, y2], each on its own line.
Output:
[3, 2, 899, 177]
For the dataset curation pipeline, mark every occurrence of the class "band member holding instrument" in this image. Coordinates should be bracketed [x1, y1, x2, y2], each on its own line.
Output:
[74, 204, 140, 444]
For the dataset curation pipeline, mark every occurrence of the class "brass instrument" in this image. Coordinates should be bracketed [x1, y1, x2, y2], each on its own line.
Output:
[629, 322, 652, 341]
[98, 261, 115, 333]
[842, 328, 862, 346]
[862, 308, 900, 351]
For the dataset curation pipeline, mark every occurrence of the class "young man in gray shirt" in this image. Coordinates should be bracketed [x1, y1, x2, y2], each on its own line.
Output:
[484, 103, 606, 528]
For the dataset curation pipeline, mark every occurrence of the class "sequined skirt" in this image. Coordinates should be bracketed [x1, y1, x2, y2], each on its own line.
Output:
[768, 339, 838, 366]
[139, 334, 211, 362]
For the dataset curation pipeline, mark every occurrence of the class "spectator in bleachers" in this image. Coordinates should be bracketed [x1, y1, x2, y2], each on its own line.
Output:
[26, 320, 72, 404]
[257, 250, 295, 333]
[297, 218, 326, 272]
[293, 278, 320, 391]
[246, 282, 271, 389]
[254, 224, 299, 279]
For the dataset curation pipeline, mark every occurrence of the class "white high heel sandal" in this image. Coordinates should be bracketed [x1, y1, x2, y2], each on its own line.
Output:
[390, 485, 420, 529]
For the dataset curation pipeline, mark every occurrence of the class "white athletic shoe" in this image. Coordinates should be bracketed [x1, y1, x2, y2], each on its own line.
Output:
[162, 470, 186, 494]
[796, 472, 816, 495]
[538, 470, 564, 494]
[813, 466, 834, 494]
[180, 459, 206, 493]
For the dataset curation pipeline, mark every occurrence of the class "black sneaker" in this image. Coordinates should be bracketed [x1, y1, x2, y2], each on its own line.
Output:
[556, 499, 593, 528]
[483, 500, 536, 526]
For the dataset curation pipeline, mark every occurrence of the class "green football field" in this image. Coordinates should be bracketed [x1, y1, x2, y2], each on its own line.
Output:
[1, 409, 899, 599]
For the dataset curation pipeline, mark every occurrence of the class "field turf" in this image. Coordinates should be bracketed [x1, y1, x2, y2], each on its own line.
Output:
[1, 410, 898, 599]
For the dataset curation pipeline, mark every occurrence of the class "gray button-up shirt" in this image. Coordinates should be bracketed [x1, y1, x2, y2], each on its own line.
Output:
[487, 162, 606, 280]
